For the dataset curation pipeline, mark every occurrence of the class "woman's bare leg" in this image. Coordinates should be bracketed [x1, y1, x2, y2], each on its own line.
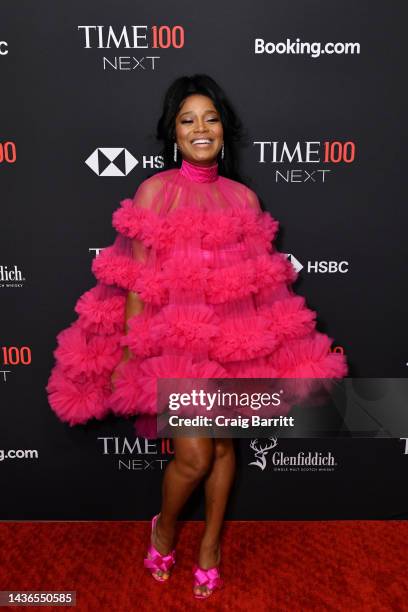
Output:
[194, 438, 236, 597]
[150, 435, 215, 578]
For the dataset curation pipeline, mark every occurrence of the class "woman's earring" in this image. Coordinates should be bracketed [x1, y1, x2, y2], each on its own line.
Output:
[221, 143, 224, 160]
[174, 141, 178, 162]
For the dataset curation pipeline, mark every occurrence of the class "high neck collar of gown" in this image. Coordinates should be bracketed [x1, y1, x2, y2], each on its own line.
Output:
[179, 157, 219, 183]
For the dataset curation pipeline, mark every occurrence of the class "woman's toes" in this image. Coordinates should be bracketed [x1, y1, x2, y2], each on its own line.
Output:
[195, 585, 210, 597]
[154, 569, 164, 579]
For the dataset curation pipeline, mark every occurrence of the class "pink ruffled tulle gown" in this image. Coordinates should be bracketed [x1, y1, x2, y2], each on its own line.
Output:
[46, 157, 348, 438]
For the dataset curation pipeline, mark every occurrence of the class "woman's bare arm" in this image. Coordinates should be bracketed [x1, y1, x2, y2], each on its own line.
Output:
[120, 289, 144, 361]
[111, 239, 147, 386]
[122, 238, 147, 359]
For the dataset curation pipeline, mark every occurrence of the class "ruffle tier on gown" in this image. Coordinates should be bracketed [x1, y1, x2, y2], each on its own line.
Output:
[46, 158, 348, 436]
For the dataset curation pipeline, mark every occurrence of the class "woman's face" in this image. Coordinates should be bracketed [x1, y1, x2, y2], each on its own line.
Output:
[174, 94, 224, 165]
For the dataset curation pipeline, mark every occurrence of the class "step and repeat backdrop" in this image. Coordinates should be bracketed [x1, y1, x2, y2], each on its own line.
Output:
[1, 1, 406, 520]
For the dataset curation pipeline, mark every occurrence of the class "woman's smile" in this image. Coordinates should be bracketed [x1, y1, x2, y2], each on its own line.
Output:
[175, 93, 224, 165]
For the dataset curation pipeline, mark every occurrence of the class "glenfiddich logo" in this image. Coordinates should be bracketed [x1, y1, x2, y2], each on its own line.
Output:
[0, 265, 25, 288]
[249, 438, 338, 472]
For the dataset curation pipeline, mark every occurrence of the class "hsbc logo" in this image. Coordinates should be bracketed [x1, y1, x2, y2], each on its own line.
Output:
[85, 149, 164, 176]
[85, 147, 138, 176]
[287, 255, 349, 277]
[287, 254, 303, 273]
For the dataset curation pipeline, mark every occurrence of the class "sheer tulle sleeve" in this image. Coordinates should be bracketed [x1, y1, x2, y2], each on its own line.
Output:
[245, 187, 263, 212]
[90, 175, 166, 302]
[45, 176, 166, 427]
[242, 190, 323, 342]
[243, 186, 348, 385]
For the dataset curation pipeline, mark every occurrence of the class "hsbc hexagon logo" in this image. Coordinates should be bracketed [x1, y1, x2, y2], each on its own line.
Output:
[85, 147, 138, 176]
[286, 254, 303, 273]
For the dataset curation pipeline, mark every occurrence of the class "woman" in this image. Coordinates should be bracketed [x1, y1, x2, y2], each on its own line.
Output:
[47, 74, 348, 599]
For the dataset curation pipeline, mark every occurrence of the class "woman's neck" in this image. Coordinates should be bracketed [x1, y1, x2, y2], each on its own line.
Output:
[179, 157, 219, 183]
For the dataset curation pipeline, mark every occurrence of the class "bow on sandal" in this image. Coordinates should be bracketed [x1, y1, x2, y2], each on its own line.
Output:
[192, 564, 223, 599]
[143, 514, 176, 582]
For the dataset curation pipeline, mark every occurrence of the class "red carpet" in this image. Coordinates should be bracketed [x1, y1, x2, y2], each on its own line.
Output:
[0, 521, 407, 611]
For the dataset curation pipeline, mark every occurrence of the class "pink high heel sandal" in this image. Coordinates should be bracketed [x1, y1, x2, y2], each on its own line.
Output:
[143, 514, 176, 582]
[192, 564, 223, 599]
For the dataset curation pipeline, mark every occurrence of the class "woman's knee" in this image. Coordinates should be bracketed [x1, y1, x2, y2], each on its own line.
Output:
[214, 438, 235, 460]
[174, 439, 214, 481]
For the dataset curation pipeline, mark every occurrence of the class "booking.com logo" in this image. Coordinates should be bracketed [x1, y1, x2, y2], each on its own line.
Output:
[255, 38, 361, 58]
[0, 448, 39, 461]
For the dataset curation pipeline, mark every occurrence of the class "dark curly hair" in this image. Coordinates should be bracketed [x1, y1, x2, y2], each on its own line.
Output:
[154, 73, 250, 186]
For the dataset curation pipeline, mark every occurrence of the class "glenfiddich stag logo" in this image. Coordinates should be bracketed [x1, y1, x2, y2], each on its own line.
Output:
[249, 437, 278, 471]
